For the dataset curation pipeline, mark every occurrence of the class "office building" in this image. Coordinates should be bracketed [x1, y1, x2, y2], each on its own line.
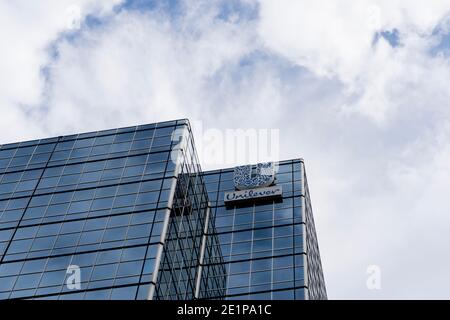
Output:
[0, 119, 326, 300]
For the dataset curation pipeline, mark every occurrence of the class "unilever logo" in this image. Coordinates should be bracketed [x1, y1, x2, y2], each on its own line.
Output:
[225, 162, 282, 204]
[234, 162, 276, 190]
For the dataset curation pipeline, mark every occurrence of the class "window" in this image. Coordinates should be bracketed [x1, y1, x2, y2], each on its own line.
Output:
[74, 138, 95, 149]
[123, 166, 144, 178]
[110, 285, 137, 300]
[71, 252, 97, 267]
[250, 271, 271, 285]
[229, 261, 250, 274]
[68, 200, 92, 214]
[121, 246, 146, 262]
[271, 289, 293, 300]
[274, 256, 293, 268]
[253, 228, 272, 240]
[101, 168, 123, 180]
[50, 151, 70, 161]
[54, 234, 79, 248]
[70, 147, 91, 159]
[84, 217, 108, 231]
[127, 224, 151, 239]
[130, 140, 150, 151]
[38, 177, 59, 189]
[90, 264, 117, 281]
[37, 224, 61, 237]
[22, 259, 46, 274]
[0, 261, 24, 276]
[251, 259, 272, 272]
[91, 197, 114, 211]
[116, 261, 143, 277]
[46, 255, 72, 271]
[96, 249, 122, 265]
[228, 274, 248, 287]
[55, 141, 75, 151]
[84, 289, 110, 300]
[0, 276, 17, 291]
[113, 194, 136, 208]
[111, 142, 131, 153]
[94, 135, 114, 146]
[14, 226, 38, 240]
[31, 236, 56, 251]
[273, 268, 294, 282]
[39, 270, 66, 287]
[134, 129, 154, 140]
[79, 230, 103, 245]
[8, 239, 33, 253]
[46, 203, 70, 217]
[79, 171, 102, 184]
[84, 161, 105, 172]
[102, 227, 127, 242]
[58, 175, 79, 186]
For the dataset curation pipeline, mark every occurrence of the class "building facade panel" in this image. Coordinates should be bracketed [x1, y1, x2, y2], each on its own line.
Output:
[200, 160, 310, 300]
[0, 120, 188, 300]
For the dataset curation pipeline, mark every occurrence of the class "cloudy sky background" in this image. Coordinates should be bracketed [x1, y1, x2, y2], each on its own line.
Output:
[2, 0, 450, 299]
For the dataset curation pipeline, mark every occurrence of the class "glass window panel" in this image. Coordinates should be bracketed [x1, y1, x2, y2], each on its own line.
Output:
[229, 261, 250, 274]
[0, 261, 24, 276]
[84, 288, 111, 300]
[102, 227, 127, 242]
[97, 249, 122, 265]
[91, 264, 118, 281]
[94, 135, 115, 145]
[54, 234, 80, 248]
[84, 217, 108, 231]
[74, 138, 95, 149]
[228, 274, 248, 287]
[0, 276, 17, 291]
[250, 271, 271, 285]
[121, 246, 146, 262]
[110, 285, 137, 300]
[71, 252, 97, 267]
[127, 224, 151, 238]
[8, 239, 33, 253]
[91, 197, 114, 211]
[116, 261, 143, 277]
[37, 224, 61, 237]
[31, 236, 56, 251]
[79, 230, 104, 245]
[46, 255, 72, 271]
[39, 270, 66, 287]
[14, 226, 38, 239]
[22, 259, 47, 274]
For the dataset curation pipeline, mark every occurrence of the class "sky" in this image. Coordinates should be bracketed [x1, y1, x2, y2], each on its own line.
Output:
[1, 0, 450, 299]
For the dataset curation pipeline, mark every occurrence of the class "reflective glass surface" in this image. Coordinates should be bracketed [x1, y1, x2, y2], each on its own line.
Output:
[0, 120, 184, 300]
[0, 119, 326, 300]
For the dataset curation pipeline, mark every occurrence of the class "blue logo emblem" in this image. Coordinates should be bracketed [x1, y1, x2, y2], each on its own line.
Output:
[234, 162, 277, 190]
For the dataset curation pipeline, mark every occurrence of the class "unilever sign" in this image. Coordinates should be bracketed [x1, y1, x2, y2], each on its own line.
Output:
[224, 162, 282, 204]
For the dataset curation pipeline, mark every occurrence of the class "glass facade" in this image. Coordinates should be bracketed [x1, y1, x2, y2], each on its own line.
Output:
[0, 119, 326, 300]
[200, 160, 326, 300]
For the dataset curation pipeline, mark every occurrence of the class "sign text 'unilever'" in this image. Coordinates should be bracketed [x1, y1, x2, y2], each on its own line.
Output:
[224, 162, 282, 204]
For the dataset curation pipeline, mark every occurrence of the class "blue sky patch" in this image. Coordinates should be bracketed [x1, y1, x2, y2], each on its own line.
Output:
[373, 29, 400, 48]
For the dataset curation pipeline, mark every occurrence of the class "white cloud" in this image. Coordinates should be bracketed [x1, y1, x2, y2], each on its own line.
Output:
[257, 0, 450, 122]
[256, 0, 450, 299]
[0, 0, 123, 142]
[37, 4, 259, 136]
